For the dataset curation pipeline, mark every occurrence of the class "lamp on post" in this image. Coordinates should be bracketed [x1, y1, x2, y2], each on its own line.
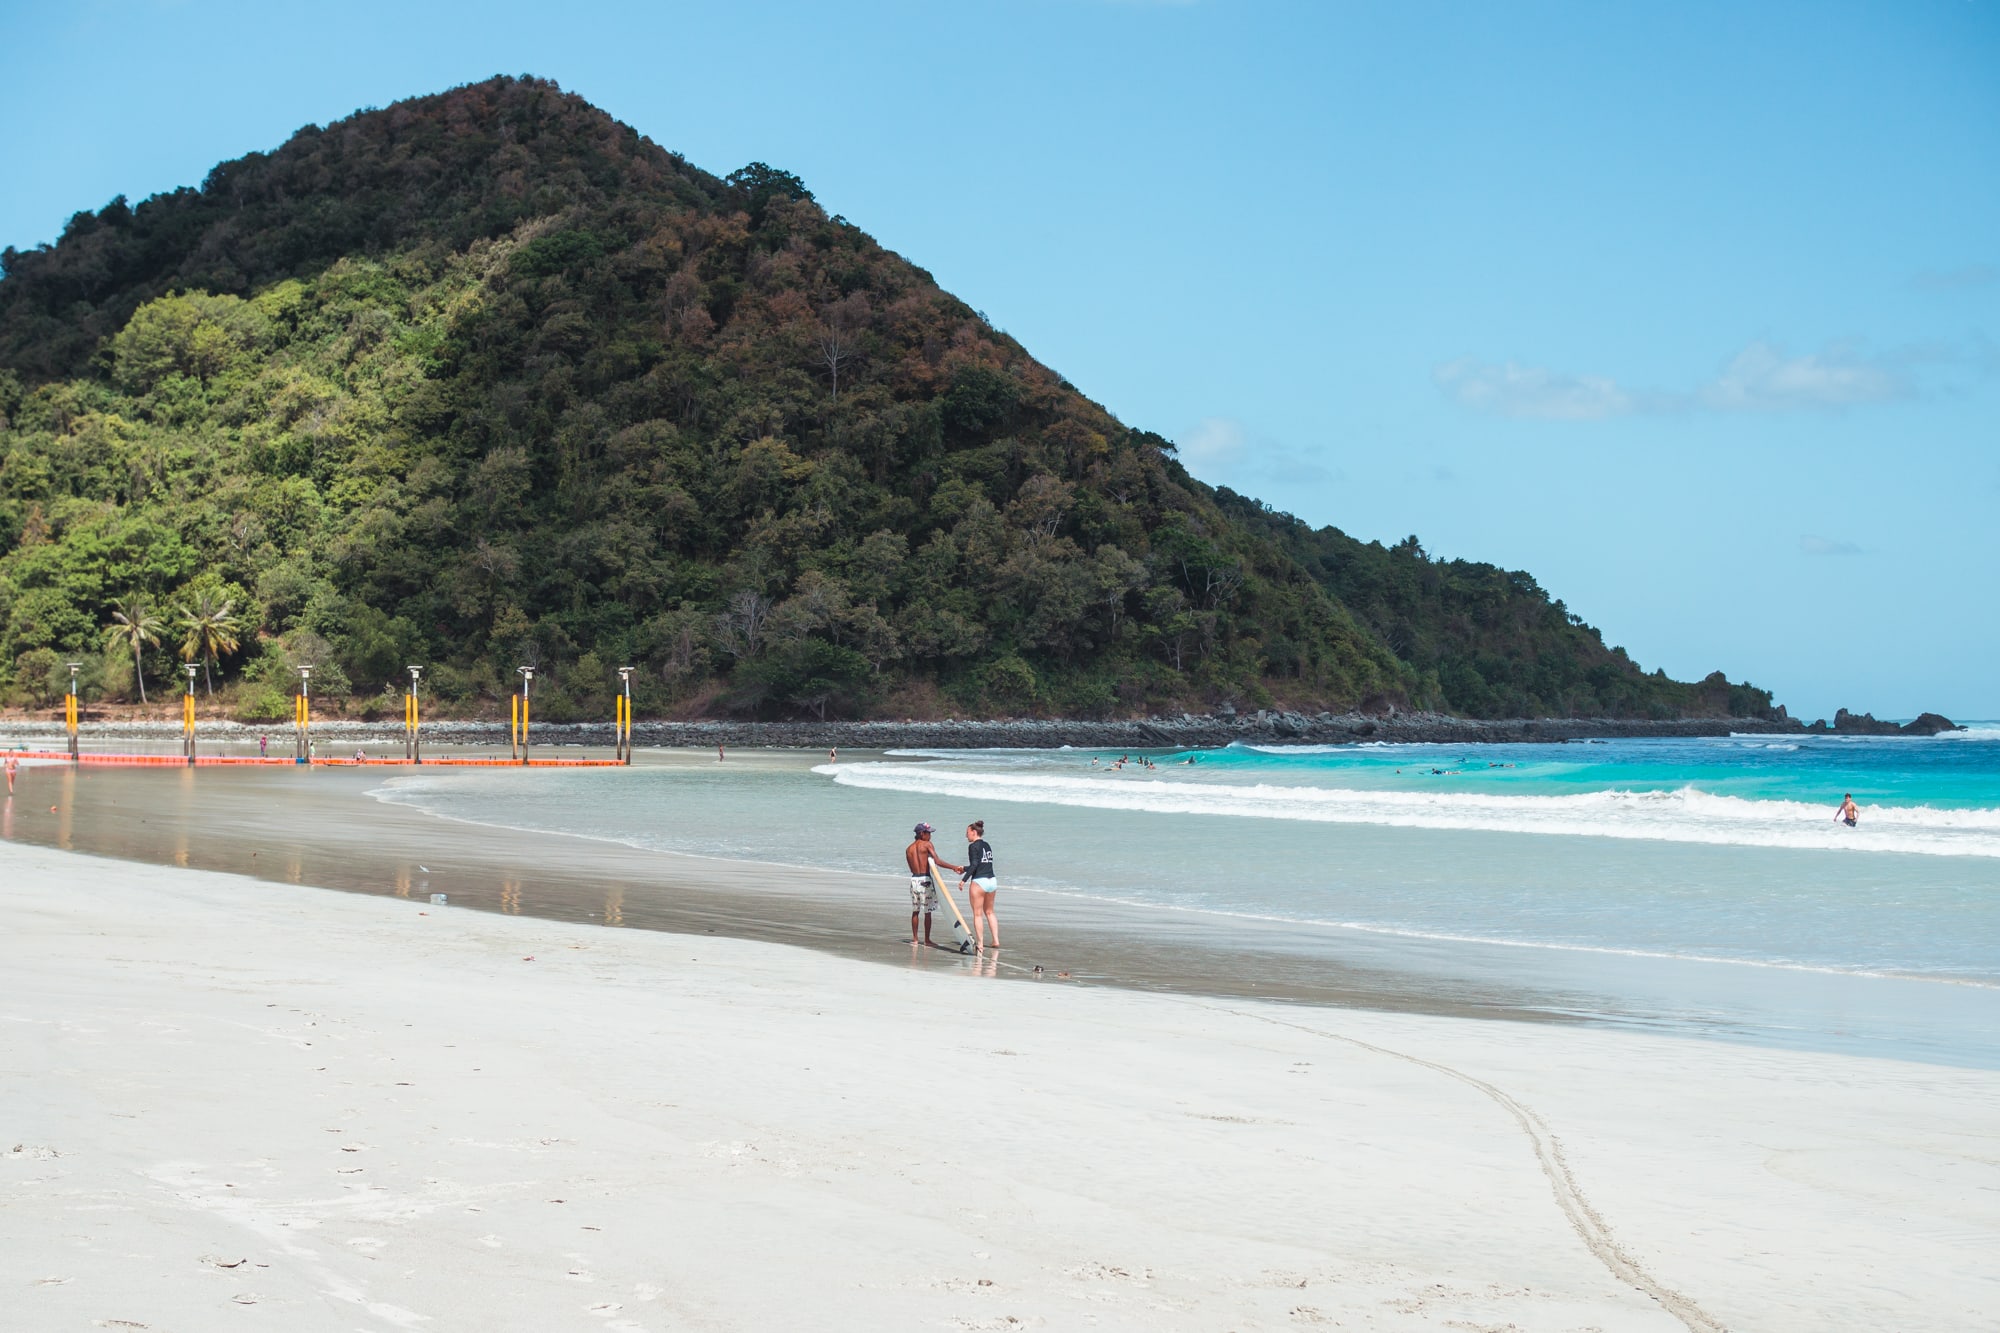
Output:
[296, 665, 315, 764]
[183, 663, 199, 764]
[516, 666, 535, 766]
[406, 665, 424, 764]
[616, 666, 634, 765]
[65, 662, 82, 762]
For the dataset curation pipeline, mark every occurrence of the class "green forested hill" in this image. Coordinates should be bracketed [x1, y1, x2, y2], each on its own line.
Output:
[0, 76, 1775, 723]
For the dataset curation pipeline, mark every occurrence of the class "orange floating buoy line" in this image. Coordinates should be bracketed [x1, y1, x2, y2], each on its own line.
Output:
[6, 751, 626, 769]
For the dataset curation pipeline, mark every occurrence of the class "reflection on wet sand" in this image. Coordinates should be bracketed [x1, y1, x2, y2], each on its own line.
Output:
[0, 763, 1588, 1023]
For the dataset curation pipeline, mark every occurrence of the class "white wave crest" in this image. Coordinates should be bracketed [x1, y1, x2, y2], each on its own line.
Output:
[818, 763, 2000, 858]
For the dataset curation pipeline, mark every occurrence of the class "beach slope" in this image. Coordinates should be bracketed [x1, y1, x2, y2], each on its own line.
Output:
[3, 840, 1996, 1330]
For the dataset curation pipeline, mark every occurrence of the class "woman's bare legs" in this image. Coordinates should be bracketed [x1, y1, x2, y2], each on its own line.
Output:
[971, 884, 999, 951]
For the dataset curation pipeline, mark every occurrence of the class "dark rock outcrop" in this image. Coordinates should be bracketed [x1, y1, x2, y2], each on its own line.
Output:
[1817, 709, 1962, 736]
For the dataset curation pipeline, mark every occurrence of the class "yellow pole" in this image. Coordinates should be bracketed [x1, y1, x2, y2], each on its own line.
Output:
[520, 695, 530, 766]
[511, 695, 520, 761]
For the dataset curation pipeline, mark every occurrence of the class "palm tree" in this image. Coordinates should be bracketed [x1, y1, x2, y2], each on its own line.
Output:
[104, 595, 164, 704]
[177, 593, 241, 697]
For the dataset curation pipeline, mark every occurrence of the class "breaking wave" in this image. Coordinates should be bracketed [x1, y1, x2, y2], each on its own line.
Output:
[820, 762, 2000, 858]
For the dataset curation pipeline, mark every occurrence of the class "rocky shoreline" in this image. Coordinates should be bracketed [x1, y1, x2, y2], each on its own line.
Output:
[0, 708, 1963, 750]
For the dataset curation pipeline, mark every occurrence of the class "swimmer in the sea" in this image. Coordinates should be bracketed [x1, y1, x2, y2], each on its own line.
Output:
[1835, 793, 1859, 827]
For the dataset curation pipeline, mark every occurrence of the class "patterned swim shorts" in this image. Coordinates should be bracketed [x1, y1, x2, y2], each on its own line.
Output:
[909, 876, 938, 911]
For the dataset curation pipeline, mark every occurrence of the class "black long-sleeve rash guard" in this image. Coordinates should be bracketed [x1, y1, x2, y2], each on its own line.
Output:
[963, 839, 995, 881]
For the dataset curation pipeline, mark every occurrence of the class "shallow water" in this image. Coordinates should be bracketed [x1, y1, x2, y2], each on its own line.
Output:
[8, 731, 1998, 1068]
[374, 732, 2000, 984]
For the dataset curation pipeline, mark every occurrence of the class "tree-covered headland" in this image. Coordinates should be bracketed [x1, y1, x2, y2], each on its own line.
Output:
[0, 77, 1779, 724]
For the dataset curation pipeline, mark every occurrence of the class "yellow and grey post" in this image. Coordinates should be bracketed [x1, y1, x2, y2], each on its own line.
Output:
[517, 666, 534, 766]
[183, 663, 198, 764]
[296, 665, 313, 764]
[65, 662, 81, 762]
[406, 664, 423, 764]
[617, 666, 634, 764]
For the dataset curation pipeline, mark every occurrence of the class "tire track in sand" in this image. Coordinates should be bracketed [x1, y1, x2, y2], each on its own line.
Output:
[1218, 1005, 1728, 1333]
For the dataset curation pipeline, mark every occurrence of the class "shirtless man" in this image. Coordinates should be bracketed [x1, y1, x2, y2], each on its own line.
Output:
[1835, 793, 1860, 827]
[904, 822, 964, 946]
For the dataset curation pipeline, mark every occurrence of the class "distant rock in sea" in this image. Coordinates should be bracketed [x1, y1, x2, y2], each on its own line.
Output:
[1811, 709, 1963, 736]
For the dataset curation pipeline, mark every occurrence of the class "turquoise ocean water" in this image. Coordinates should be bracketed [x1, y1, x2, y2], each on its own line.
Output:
[374, 725, 2000, 1063]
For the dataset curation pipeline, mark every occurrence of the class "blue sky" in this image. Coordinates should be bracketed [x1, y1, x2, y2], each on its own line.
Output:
[3, 0, 1995, 719]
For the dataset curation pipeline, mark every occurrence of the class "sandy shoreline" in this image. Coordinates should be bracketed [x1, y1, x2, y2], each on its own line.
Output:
[6, 837, 2000, 1330]
[0, 756, 1600, 1023]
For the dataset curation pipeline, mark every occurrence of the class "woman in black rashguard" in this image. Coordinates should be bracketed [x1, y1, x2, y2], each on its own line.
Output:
[962, 820, 1000, 953]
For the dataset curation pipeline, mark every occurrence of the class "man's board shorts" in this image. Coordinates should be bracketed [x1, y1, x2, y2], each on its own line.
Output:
[909, 876, 938, 911]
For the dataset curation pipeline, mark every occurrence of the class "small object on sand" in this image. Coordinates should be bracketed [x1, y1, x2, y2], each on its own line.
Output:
[522, 956, 534, 962]
[430, 893, 447, 905]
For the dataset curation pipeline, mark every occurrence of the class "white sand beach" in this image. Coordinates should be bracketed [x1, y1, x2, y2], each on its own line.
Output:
[5, 836, 1999, 1331]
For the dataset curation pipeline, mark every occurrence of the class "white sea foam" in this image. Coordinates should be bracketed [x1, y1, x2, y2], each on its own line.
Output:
[818, 763, 2000, 858]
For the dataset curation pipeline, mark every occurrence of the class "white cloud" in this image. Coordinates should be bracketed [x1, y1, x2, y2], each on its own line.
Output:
[1432, 359, 1634, 420]
[1799, 535, 1864, 557]
[1438, 338, 1931, 420]
[1912, 263, 1996, 292]
[1180, 416, 1248, 466]
[1700, 340, 1908, 412]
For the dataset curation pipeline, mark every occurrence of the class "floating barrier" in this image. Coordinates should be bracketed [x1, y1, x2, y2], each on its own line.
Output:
[7, 750, 626, 768]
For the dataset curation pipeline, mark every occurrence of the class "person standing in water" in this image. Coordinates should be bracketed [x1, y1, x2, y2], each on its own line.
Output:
[1835, 793, 1860, 827]
[961, 820, 1000, 953]
[5, 753, 16, 794]
[904, 822, 963, 947]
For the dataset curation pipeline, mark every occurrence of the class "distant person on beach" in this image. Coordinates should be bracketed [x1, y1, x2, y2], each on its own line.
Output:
[904, 822, 962, 946]
[259, 734, 268, 757]
[717, 744, 725, 762]
[961, 820, 1000, 953]
[829, 748, 837, 763]
[1836, 793, 1859, 827]
[5, 754, 16, 794]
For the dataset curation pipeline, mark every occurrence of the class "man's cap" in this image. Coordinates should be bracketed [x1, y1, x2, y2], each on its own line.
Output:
[913, 821, 934, 836]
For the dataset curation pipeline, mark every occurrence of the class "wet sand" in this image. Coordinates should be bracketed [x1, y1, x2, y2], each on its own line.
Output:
[0, 752, 1596, 1023]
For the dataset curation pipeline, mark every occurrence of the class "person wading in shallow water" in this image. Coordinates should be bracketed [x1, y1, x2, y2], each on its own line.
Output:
[961, 820, 1000, 954]
[904, 823, 963, 947]
[1835, 793, 1860, 828]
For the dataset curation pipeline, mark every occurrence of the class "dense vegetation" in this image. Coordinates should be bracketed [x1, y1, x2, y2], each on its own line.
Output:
[0, 76, 1777, 723]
